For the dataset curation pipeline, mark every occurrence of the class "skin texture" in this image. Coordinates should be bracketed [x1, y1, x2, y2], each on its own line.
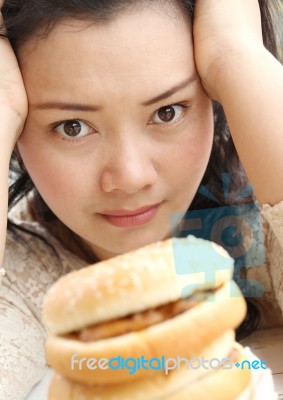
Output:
[193, 0, 263, 99]
[0, 4, 27, 146]
[16, 6, 214, 260]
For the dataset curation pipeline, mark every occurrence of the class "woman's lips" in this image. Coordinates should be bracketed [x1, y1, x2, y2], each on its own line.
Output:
[100, 203, 161, 228]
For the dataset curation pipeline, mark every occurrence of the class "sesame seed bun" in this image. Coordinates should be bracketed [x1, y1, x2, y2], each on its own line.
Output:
[42, 236, 235, 335]
[43, 236, 247, 385]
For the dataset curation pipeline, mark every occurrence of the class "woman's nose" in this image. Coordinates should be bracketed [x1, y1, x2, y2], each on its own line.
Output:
[100, 138, 158, 194]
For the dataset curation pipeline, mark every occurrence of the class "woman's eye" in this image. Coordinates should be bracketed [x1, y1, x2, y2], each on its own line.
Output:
[54, 120, 93, 139]
[150, 104, 188, 125]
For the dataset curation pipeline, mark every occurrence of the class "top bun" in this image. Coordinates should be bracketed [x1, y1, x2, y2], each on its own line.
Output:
[42, 236, 234, 335]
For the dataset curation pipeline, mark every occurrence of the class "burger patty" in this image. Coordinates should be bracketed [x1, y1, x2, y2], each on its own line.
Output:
[71, 289, 215, 342]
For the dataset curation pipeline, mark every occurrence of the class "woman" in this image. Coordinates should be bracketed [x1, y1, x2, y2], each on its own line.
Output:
[1, 0, 283, 398]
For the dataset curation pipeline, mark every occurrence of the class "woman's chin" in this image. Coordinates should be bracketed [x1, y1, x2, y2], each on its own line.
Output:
[86, 230, 172, 261]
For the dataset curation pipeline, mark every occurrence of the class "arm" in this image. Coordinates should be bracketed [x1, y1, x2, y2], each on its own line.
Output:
[194, 0, 283, 206]
[0, 3, 28, 265]
[0, 114, 24, 267]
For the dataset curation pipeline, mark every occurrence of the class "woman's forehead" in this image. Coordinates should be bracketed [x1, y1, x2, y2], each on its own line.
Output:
[19, 2, 191, 58]
[19, 7, 194, 104]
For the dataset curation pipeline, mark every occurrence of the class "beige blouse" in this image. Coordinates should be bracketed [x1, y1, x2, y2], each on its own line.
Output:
[1, 194, 283, 399]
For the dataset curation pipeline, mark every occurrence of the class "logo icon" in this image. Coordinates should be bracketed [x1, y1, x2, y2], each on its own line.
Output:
[171, 173, 265, 298]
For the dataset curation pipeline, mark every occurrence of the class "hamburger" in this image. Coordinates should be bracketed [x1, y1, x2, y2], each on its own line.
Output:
[42, 235, 254, 399]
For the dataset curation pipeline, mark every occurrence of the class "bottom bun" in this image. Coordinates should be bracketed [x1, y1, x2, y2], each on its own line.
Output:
[48, 342, 252, 400]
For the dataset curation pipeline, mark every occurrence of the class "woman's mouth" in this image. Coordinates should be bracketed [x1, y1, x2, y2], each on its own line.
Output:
[100, 203, 161, 228]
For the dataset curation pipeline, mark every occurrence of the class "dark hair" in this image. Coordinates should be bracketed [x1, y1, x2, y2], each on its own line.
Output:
[3, 0, 281, 340]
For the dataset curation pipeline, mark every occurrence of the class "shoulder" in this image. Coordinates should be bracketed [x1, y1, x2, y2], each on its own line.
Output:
[2, 194, 88, 318]
[260, 200, 283, 313]
[1, 195, 88, 398]
[244, 200, 283, 329]
[261, 200, 283, 247]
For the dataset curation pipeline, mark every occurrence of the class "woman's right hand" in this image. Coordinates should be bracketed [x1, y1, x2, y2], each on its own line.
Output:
[0, 1, 28, 148]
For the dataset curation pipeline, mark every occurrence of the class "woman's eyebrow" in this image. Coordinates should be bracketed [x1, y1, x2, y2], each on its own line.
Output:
[29, 75, 198, 112]
[141, 74, 198, 106]
[29, 102, 102, 112]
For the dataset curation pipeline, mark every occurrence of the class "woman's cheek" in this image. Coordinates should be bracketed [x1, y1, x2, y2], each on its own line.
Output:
[176, 100, 213, 172]
[180, 103, 214, 186]
[17, 132, 89, 205]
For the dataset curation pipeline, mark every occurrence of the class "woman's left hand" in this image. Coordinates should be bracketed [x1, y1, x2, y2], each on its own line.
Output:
[193, 0, 264, 100]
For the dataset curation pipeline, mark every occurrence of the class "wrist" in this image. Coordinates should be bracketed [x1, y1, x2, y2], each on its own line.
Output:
[198, 42, 268, 102]
[0, 106, 25, 153]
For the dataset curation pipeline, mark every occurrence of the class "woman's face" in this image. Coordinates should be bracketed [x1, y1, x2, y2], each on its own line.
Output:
[17, 5, 214, 260]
